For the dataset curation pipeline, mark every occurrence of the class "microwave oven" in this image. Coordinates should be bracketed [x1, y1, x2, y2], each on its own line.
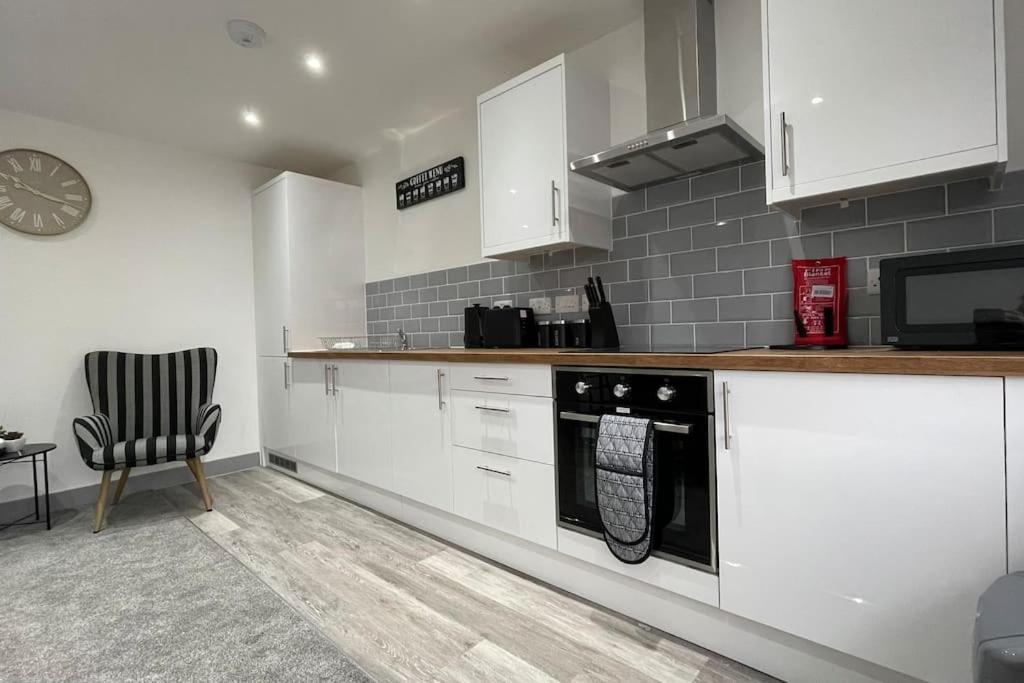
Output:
[880, 245, 1024, 349]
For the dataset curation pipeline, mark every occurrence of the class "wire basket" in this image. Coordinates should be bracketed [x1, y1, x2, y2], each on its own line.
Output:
[318, 336, 401, 351]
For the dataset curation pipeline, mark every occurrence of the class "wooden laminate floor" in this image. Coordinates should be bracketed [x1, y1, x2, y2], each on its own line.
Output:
[163, 468, 775, 683]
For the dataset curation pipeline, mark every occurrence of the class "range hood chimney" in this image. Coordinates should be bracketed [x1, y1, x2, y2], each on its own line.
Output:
[571, 0, 764, 193]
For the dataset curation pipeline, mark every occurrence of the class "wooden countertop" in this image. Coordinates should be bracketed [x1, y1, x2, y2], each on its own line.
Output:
[288, 346, 1024, 377]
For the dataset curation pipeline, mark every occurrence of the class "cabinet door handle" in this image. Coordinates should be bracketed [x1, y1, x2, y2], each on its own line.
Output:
[723, 381, 732, 450]
[437, 369, 445, 410]
[473, 375, 510, 382]
[282, 326, 289, 353]
[780, 112, 789, 177]
[324, 365, 331, 396]
[476, 465, 511, 477]
[283, 361, 289, 390]
[475, 405, 510, 413]
[551, 180, 560, 228]
[332, 365, 339, 396]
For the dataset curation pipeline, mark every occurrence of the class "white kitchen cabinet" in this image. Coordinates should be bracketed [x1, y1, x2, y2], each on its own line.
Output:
[452, 446, 556, 549]
[478, 53, 611, 258]
[336, 360, 392, 491]
[389, 361, 452, 511]
[288, 359, 337, 473]
[1008, 378, 1024, 572]
[762, 0, 1007, 209]
[451, 390, 554, 465]
[256, 356, 292, 460]
[252, 172, 365, 355]
[716, 371, 1006, 683]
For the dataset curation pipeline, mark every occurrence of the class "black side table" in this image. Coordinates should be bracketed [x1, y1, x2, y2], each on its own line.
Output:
[0, 442, 55, 531]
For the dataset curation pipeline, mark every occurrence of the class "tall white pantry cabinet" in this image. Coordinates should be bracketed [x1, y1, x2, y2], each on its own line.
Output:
[252, 171, 366, 466]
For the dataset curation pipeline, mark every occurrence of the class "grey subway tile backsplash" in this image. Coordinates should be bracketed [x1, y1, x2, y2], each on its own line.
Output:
[719, 295, 772, 322]
[717, 242, 771, 271]
[833, 223, 905, 257]
[649, 276, 693, 301]
[995, 206, 1024, 242]
[609, 236, 648, 261]
[866, 186, 945, 224]
[628, 255, 670, 280]
[693, 271, 743, 298]
[715, 189, 768, 220]
[743, 212, 798, 243]
[467, 263, 491, 281]
[649, 227, 693, 255]
[612, 189, 645, 217]
[652, 324, 695, 350]
[948, 172, 1024, 213]
[692, 220, 741, 249]
[672, 298, 718, 323]
[646, 179, 690, 209]
[364, 169, 1024, 348]
[670, 249, 717, 275]
[692, 168, 739, 200]
[627, 208, 668, 236]
[630, 302, 671, 324]
[801, 199, 866, 233]
[668, 199, 716, 229]
[740, 162, 766, 190]
[906, 211, 993, 251]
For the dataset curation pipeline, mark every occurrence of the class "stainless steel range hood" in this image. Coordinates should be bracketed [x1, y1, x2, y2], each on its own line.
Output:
[570, 0, 763, 193]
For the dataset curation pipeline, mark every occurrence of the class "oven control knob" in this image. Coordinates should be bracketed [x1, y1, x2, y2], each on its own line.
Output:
[613, 383, 631, 398]
[574, 381, 591, 395]
[657, 385, 676, 402]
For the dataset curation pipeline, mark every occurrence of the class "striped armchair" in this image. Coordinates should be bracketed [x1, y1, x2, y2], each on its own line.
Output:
[73, 348, 221, 532]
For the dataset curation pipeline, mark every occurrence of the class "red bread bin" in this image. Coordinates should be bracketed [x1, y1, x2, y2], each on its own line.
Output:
[792, 257, 848, 347]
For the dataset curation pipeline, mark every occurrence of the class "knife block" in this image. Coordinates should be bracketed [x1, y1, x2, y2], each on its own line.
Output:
[588, 302, 620, 349]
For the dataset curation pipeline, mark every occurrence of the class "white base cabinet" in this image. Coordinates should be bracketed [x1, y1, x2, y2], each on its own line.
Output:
[1007, 378, 1024, 572]
[256, 356, 292, 459]
[716, 371, 1006, 683]
[335, 361, 392, 491]
[389, 362, 452, 511]
[288, 359, 337, 473]
[762, 0, 1007, 209]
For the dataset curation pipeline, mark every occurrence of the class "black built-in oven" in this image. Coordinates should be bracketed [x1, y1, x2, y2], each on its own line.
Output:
[880, 244, 1024, 349]
[554, 367, 716, 573]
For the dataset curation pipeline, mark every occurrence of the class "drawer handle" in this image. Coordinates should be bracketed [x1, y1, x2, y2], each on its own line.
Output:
[558, 411, 691, 435]
[476, 465, 511, 477]
[475, 405, 510, 413]
[473, 375, 510, 381]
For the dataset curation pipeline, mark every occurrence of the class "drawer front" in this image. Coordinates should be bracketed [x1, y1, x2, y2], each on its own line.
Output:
[452, 446, 556, 549]
[450, 363, 552, 397]
[452, 390, 554, 465]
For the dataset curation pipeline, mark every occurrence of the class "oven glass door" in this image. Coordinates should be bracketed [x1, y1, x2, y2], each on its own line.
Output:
[556, 409, 714, 572]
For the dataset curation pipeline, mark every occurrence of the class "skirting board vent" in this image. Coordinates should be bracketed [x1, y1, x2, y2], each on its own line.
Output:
[268, 452, 297, 472]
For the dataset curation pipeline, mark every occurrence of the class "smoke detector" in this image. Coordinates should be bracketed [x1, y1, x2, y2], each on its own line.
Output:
[226, 19, 266, 49]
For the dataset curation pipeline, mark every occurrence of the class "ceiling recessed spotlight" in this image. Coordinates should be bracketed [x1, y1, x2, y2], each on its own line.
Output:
[303, 53, 325, 75]
[241, 108, 261, 128]
[226, 19, 266, 49]
[811, 96, 824, 105]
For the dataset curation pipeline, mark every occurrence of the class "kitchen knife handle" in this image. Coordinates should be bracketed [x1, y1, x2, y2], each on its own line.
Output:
[595, 276, 607, 303]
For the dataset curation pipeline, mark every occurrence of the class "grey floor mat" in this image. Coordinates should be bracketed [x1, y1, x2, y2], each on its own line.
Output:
[0, 493, 372, 682]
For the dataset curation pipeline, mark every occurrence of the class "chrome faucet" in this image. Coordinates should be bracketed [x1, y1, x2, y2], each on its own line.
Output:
[397, 328, 409, 351]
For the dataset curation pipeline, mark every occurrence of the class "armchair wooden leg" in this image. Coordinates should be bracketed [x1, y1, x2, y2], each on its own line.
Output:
[186, 458, 213, 512]
[113, 467, 131, 505]
[93, 470, 113, 533]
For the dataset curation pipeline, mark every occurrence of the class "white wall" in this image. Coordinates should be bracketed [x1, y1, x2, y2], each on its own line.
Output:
[337, 19, 647, 282]
[0, 108, 277, 505]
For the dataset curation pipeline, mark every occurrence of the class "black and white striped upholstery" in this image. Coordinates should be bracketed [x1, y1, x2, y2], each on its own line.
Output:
[73, 348, 222, 471]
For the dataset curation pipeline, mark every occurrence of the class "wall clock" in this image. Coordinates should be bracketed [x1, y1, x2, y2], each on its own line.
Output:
[0, 149, 92, 235]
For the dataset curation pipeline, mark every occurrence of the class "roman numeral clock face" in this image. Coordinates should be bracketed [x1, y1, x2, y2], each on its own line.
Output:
[0, 149, 92, 235]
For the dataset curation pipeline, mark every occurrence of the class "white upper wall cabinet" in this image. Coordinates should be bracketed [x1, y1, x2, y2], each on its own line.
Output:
[716, 371, 1006, 683]
[761, 0, 1007, 210]
[252, 172, 365, 355]
[478, 53, 612, 259]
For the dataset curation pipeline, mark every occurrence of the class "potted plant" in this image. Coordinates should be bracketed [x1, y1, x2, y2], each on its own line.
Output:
[0, 427, 26, 452]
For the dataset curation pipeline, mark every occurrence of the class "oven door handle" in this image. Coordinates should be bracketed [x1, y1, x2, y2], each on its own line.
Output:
[558, 411, 691, 435]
